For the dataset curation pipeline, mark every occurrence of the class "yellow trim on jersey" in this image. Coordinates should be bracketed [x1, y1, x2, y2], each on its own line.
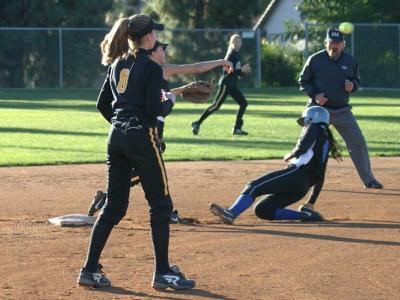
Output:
[206, 84, 226, 112]
[149, 127, 169, 196]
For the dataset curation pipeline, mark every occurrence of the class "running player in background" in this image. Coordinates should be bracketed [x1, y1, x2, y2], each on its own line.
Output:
[77, 14, 195, 290]
[191, 34, 251, 136]
[209, 106, 342, 224]
[89, 41, 233, 222]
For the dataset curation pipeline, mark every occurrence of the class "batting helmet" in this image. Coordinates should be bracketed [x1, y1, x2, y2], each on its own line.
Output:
[297, 106, 330, 126]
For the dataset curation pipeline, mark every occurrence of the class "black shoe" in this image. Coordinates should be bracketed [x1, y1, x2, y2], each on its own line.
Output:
[88, 191, 107, 216]
[300, 208, 324, 221]
[130, 176, 141, 187]
[299, 203, 314, 212]
[191, 121, 200, 135]
[130, 169, 141, 187]
[209, 203, 235, 225]
[364, 179, 383, 189]
[77, 264, 111, 288]
[152, 265, 195, 290]
[232, 128, 248, 135]
[170, 210, 183, 224]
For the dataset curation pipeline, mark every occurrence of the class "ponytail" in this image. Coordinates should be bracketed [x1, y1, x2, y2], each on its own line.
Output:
[100, 18, 131, 66]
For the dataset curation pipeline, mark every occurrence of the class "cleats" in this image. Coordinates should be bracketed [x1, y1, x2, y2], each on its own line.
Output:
[170, 210, 184, 224]
[209, 203, 235, 225]
[364, 179, 383, 189]
[152, 265, 195, 290]
[299, 203, 314, 212]
[77, 264, 111, 288]
[88, 191, 107, 216]
[191, 121, 200, 135]
[232, 128, 248, 135]
[299, 206, 324, 221]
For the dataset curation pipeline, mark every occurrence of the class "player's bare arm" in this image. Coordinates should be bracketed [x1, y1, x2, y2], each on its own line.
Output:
[163, 59, 233, 79]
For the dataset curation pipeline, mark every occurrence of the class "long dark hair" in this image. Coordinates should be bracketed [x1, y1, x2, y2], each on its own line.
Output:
[100, 14, 151, 66]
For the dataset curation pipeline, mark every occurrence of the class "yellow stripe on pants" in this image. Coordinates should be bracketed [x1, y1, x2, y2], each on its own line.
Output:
[149, 127, 169, 196]
[206, 85, 227, 113]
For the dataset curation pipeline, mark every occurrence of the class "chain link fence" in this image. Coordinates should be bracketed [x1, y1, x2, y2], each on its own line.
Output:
[0, 27, 261, 89]
[305, 22, 400, 89]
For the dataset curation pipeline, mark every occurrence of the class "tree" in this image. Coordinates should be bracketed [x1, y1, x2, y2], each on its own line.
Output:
[144, 0, 265, 29]
[141, 0, 265, 87]
[0, 0, 113, 87]
[298, 0, 400, 23]
[298, 0, 400, 88]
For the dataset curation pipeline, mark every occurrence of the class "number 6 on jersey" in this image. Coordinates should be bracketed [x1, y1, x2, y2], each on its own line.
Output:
[117, 69, 129, 93]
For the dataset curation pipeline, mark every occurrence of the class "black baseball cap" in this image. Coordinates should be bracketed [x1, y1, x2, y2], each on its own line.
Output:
[149, 40, 169, 53]
[326, 28, 344, 42]
[128, 15, 164, 39]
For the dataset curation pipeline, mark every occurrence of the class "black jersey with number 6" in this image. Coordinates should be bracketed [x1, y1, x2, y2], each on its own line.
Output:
[97, 49, 173, 127]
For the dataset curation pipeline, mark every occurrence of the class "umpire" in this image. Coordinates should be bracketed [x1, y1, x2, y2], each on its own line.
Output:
[299, 28, 382, 189]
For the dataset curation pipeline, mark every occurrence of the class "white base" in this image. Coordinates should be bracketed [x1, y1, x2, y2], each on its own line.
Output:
[48, 213, 96, 227]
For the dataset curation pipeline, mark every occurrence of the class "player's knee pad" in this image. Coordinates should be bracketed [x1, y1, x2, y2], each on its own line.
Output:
[253, 202, 275, 220]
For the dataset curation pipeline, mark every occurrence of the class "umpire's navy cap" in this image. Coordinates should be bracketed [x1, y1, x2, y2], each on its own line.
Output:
[326, 28, 344, 42]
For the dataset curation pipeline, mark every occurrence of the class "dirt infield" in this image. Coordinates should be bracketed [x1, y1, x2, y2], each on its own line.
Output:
[1, 157, 399, 300]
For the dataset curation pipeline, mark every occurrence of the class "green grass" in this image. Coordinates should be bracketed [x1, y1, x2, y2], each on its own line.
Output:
[0, 88, 399, 166]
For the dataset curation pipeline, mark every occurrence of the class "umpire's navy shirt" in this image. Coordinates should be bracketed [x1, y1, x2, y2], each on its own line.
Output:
[298, 49, 360, 109]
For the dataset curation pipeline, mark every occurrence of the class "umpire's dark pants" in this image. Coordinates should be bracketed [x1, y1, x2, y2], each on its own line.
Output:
[99, 119, 172, 273]
[242, 165, 311, 220]
[197, 83, 248, 129]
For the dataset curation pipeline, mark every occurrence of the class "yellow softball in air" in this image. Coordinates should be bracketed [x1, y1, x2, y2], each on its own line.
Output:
[339, 22, 354, 34]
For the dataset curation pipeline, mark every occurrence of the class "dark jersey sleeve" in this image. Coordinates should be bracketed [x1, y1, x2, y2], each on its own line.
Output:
[298, 56, 318, 99]
[227, 52, 237, 66]
[96, 67, 114, 123]
[290, 124, 319, 158]
[145, 62, 174, 118]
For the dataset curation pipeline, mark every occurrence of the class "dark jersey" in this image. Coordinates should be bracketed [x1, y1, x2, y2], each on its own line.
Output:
[299, 49, 360, 109]
[161, 78, 170, 92]
[96, 49, 173, 127]
[288, 123, 330, 203]
[220, 50, 243, 87]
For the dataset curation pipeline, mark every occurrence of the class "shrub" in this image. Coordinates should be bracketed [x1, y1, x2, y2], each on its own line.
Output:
[261, 42, 304, 87]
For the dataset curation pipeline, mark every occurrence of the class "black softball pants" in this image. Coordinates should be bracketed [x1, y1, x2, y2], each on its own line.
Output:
[197, 84, 248, 129]
[85, 120, 172, 274]
[242, 166, 311, 220]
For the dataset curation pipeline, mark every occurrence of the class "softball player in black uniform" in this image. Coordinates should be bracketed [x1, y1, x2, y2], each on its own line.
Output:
[77, 15, 194, 290]
[210, 106, 342, 224]
[191, 34, 251, 135]
[89, 41, 233, 222]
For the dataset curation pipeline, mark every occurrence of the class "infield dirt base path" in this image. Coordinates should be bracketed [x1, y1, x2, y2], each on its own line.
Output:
[1, 157, 399, 300]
